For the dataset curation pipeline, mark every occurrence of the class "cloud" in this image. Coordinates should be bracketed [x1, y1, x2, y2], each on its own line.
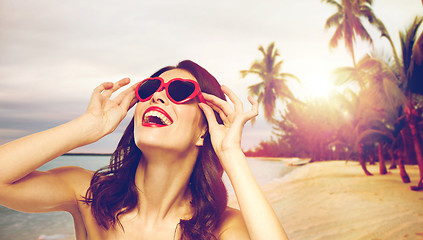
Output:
[0, 99, 83, 144]
[0, 0, 421, 152]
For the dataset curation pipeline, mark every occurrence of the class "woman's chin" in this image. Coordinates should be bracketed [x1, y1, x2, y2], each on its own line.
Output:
[135, 138, 178, 152]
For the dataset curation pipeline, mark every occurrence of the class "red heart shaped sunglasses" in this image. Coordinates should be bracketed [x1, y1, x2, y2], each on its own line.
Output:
[135, 77, 206, 104]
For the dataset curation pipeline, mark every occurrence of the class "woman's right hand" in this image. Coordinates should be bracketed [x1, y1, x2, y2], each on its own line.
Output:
[0, 78, 137, 213]
[82, 78, 138, 143]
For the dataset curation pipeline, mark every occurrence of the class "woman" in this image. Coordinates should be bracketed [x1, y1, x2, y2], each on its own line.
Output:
[0, 60, 288, 239]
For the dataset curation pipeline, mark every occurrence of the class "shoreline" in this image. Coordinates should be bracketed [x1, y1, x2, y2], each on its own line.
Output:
[228, 160, 423, 240]
[63, 153, 112, 156]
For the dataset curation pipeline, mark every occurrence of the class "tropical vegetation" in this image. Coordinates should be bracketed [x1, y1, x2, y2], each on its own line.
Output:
[243, 0, 423, 191]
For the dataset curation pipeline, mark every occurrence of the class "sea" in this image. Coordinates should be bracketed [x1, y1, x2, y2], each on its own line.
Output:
[0, 155, 297, 240]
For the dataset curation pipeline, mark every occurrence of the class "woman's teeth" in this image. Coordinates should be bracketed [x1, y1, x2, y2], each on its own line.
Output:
[143, 110, 172, 126]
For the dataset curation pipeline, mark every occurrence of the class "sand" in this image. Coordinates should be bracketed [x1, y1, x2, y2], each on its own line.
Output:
[228, 161, 423, 240]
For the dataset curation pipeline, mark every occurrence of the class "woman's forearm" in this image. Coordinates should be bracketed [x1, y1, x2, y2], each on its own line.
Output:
[223, 150, 288, 240]
[0, 114, 99, 184]
[0, 79, 135, 185]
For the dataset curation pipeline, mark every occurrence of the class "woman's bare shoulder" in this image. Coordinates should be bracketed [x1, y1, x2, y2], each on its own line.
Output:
[47, 165, 94, 180]
[215, 207, 250, 239]
[47, 166, 94, 193]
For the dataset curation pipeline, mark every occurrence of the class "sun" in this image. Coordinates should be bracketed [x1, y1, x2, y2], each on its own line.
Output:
[297, 78, 336, 100]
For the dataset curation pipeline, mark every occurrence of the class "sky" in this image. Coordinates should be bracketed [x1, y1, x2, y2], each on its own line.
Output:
[0, 0, 422, 153]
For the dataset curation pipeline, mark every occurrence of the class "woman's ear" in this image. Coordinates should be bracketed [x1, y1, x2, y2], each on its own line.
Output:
[195, 128, 208, 146]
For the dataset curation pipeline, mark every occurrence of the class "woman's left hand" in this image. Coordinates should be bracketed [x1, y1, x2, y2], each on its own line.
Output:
[199, 85, 258, 167]
[201, 86, 289, 240]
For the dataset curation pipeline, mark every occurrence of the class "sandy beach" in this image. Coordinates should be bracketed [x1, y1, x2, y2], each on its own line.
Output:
[228, 160, 423, 240]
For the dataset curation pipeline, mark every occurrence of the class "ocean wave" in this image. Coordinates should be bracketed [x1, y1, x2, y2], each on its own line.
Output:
[37, 234, 74, 240]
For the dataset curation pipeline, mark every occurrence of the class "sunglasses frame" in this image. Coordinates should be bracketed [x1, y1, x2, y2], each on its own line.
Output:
[135, 77, 206, 104]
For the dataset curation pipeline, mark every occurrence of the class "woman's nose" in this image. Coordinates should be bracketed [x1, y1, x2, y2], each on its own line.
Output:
[151, 89, 168, 104]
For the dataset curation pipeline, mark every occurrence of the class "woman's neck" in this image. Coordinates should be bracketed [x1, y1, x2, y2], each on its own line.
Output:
[134, 148, 198, 224]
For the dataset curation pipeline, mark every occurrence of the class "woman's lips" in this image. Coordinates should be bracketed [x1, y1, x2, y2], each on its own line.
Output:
[142, 106, 174, 127]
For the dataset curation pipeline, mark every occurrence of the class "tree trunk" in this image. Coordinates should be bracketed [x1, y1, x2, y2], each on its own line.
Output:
[398, 150, 411, 183]
[409, 121, 423, 190]
[378, 143, 388, 175]
[399, 130, 411, 183]
[388, 148, 397, 169]
[369, 152, 376, 165]
[359, 144, 373, 176]
[402, 126, 416, 164]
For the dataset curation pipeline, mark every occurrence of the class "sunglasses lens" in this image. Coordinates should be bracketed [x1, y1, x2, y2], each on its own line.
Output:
[138, 79, 162, 100]
[168, 80, 196, 102]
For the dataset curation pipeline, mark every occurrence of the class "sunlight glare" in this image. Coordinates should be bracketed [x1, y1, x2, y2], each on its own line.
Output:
[300, 78, 336, 99]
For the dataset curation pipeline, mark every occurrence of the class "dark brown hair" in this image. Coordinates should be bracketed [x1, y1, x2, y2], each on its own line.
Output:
[82, 60, 227, 239]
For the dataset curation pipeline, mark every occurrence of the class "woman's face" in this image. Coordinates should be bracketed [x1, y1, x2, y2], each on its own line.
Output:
[134, 69, 206, 154]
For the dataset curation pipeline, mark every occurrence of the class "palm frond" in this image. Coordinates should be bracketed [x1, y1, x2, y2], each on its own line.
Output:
[401, 16, 423, 77]
[249, 61, 265, 72]
[363, 0, 374, 6]
[329, 25, 344, 48]
[356, 128, 394, 147]
[265, 43, 277, 73]
[273, 79, 296, 101]
[333, 66, 358, 86]
[325, 12, 343, 29]
[240, 69, 261, 78]
[247, 82, 264, 96]
[353, 17, 373, 44]
[382, 77, 407, 115]
[358, 55, 401, 85]
[256, 92, 264, 104]
[279, 72, 301, 84]
[272, 60, 283, 76]
[258, 45, 266, 57]
[323, 0, 342, 11]
[266, 42, 276, 56]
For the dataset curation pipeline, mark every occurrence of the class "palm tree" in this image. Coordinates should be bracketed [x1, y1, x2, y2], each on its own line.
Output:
[322, 0, 379, 66]
[381, 16, 423, 190]
[240, 42, 299, 123]
[331, 10, 423, 189]
[401, 17, 423, 190]
[334, 54, 405, 175]
[355, 113, 395, 175]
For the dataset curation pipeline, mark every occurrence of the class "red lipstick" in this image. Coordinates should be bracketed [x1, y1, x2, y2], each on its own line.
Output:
[142, 106, 174, 127]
